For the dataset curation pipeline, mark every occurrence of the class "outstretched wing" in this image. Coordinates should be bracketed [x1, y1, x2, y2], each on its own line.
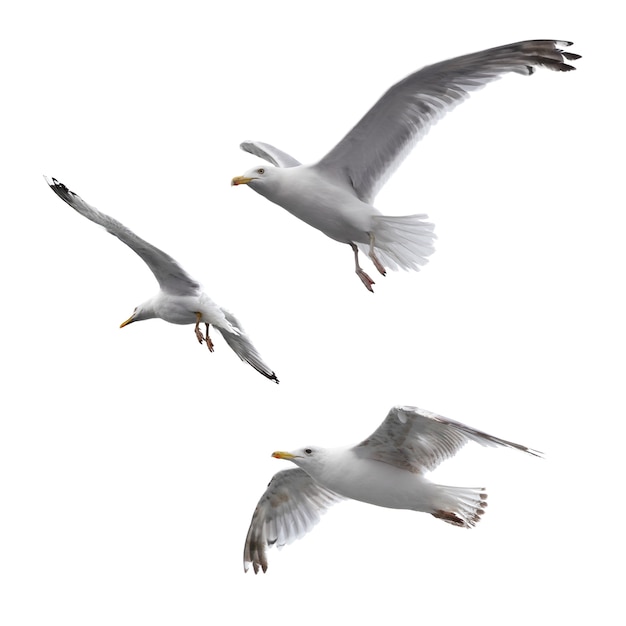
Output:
[45, 177, 200, 296]
[240, 141, 302, 168]
[244, 468, 343, 574]
[316, 40, 580, 203]
[354, 405, 542, 473]
[215, 310, 279, 384]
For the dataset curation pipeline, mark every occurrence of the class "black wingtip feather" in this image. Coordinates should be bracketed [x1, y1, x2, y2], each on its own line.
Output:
[45, 176, 74, 202]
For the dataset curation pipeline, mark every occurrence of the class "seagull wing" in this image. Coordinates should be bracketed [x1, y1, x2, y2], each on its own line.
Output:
[244, 468, 344, 574]
[240, 140, 302, 168]
[354, 405, 542, 473]
[214, 309, 279, 383]
[45, 177, 200, 296]
[316, 40, 580, 203]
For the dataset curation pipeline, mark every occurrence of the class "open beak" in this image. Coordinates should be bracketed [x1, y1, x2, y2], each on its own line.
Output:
[272, 451, 296, 460]
[119, 314, 135, 328]
[231, 175, 255, 186]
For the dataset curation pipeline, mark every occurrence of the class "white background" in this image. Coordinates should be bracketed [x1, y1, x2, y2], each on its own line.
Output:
[1, 1, 622, 624]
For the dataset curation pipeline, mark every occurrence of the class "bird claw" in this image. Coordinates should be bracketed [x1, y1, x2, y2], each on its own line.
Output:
[368, 233, 387, 277]
[357, 269, 375, 292]
[194, 326, 204, 344]
[194, 328, 214, 351]
[203, 323, 215, 352]
[370, 254, 387, 277]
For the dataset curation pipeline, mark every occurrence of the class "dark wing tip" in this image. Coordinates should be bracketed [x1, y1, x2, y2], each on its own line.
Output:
[45, 175, 75, 200]
[255, 366, 279, 384]
[244, 557, 268, 575]
[518, 40, 580, 73]
[552, 40, 581, 71]
[526, 447, 545, 459]
[44, 175, 63, 189]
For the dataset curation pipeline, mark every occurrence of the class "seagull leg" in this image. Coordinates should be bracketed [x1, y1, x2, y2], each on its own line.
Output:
[194, 312, 204, 344]
[368, 232, 387, 276]
[204, 323, 215, 352]
[350, 242, 375, 292]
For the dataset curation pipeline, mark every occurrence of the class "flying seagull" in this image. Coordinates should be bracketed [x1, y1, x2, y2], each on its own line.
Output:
[45, 177, 279, 383]
[244, 405, 541, 572]
[232, 40, 580, 291]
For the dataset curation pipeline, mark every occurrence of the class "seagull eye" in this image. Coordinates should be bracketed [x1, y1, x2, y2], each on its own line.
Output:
[304, 448, 312, 455]
[257, 168, 265, 174]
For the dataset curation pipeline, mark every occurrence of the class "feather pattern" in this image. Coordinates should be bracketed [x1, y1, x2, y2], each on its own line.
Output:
[244, 468, 344, 574]
[355, 405, 543, 473]
[214, 310, 278, 382]
[46, 176, 279, 383]
[316, 40, 580, 203]
[245, 405, 541, 571]
[46, 177, 200, 296]
[240, 140, 301, 168]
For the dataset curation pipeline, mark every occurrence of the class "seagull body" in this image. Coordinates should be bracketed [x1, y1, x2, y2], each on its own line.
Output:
[45, 177, 279, 383]
[244, 405, 541, 573]
[120, 291, 227, 328]
[246, 166, 374, 244]
[300, 445, 449, 512]
[232, 40, 580, 291]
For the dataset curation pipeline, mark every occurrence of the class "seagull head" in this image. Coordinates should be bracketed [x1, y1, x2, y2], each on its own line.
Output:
[272, 447, 325, 471]
[231, 165, 268, 186]
[119, 303, 154, 328]
[231, 165, 282, 197]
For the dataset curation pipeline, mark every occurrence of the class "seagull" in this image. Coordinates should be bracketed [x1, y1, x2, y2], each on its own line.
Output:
[45, 177, 279, 383]
[244, 405, 541, 572]
[232, 40, 580, 292]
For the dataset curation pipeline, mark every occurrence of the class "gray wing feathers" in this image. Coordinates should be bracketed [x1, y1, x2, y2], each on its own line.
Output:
[45, 177, 200, 295]
[316, 40, 580, 203]
[215, 310, 279, 383]
[244, 468, 343, 573]
[240, 141, 302, 168]
[355, 405, 542, 473]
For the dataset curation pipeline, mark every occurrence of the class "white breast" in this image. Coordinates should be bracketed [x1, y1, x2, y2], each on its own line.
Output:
[265, 166, 377, 243]
[315, 449, 435, 511]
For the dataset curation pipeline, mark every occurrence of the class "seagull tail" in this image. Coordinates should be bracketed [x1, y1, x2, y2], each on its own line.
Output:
[359, 214, 436, 272]
[431, 485, 488, 528]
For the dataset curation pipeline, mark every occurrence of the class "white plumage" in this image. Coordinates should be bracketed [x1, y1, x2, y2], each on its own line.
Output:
[244, 405, 541, 573]
[232, 40, 579, 291]
[46, 177, 278, 383]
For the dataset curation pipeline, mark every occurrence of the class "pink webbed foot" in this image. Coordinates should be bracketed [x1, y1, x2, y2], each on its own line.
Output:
[350, 242, 376, 292]
[194, 313, 204, 345]
[194, 314, 214, 351]
[368, 233, 387, 277]
[204, 323, 215, 353]
[356, 268, 375, 292]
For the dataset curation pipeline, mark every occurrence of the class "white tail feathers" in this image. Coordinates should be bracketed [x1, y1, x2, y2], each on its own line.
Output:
[431, 485, 488, 528]
[359, 213, 437, 272]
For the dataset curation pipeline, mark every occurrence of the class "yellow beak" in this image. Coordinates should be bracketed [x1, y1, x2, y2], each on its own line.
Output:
[231, 176, 255, 186]
[120, 314, 135, 328]
[272, 451, 295, 460]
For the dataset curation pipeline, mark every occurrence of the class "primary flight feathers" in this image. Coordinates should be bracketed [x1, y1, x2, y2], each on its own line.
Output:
[244, 405, 541, 573]
[233, 39, 579, 291]
[46, 177, 279, 383]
